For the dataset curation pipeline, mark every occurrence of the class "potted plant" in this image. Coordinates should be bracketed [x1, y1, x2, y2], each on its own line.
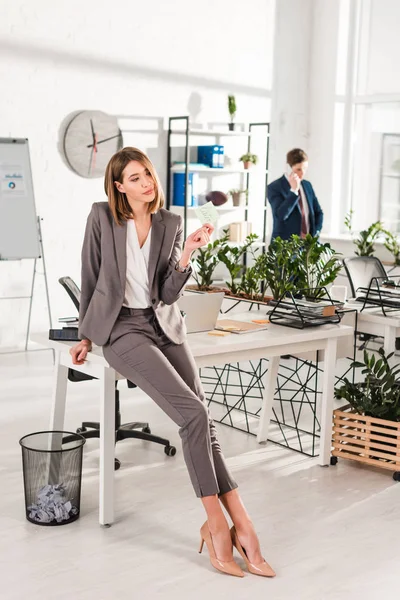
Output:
[333, 348, 400, 480]
[255, 234, 341, 301]
[296, 234, 342, 298]
[384, 231, 400, 266]
[189, 232, 229, 291]
[239, 153, 258, 169]
[217, 233, 259, 296]
[344, 210, 385, 256]
[228, 95, 236, 131]
[255, 236, 301, 301]
[228, 188, 247, 207]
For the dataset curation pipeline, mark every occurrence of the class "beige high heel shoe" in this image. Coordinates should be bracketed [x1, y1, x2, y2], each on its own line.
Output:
[231, 526, 276, 578]
[199, 522, 244, 577]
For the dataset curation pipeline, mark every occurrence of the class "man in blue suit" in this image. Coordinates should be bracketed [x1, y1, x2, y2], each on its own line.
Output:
[267, 148, 323, 241]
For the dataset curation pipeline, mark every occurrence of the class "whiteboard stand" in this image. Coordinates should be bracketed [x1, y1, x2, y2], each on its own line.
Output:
[0, 216, 53, 355]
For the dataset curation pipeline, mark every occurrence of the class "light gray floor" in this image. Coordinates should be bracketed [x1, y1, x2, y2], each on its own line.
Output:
[1, 349, 399, 600]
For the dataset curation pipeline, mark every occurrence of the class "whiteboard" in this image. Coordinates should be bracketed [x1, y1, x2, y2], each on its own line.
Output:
[0, 138, 40, 260]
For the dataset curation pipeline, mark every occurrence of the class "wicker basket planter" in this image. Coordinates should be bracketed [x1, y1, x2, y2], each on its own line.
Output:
[331, 405, 400, 480]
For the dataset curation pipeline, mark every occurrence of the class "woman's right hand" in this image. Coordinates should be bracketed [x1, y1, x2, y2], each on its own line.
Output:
[70, 339, 92, 365]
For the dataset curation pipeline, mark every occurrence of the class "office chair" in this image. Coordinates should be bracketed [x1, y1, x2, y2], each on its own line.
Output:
[58, 276, 176, 470]
[342, 256, 399, 350]
[342, 256, 387, 298]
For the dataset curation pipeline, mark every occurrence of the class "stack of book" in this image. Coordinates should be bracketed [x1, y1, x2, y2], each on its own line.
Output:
[268, 296, 343, 328]
[229, 222, 252, 242]
[59, 316, 79, 328]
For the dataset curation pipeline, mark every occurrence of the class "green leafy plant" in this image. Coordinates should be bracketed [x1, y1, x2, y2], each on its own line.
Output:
[344, 211, 385, 256]
[238, 265, 260, 299]
[217, 232, 259, 295]
[239, 153, 258, 166]
[334, 348, 400, 422]
[190, 232, 229, 290]
[228, 95, 236, 124]
[344, 209, 354, 232]
[237, 243, 263, 299]
[255, 236, 302, 300]
[296, 234, 342, 298]
[254, 235, 341, 301]
[384, 231, 400, 266]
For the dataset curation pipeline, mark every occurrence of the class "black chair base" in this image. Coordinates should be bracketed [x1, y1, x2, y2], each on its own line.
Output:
[76, 421, 177, 470]
[68, 369, 177, 470]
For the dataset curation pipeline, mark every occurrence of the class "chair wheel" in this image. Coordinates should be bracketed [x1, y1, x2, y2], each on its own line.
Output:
[164, 445, 176, 457]
[76, 427, 87, 434]
[114, 458, 121, 471]
[330, 456, 338, 466]
[142, 426, 151, 434]
[393, 471, 400, 482]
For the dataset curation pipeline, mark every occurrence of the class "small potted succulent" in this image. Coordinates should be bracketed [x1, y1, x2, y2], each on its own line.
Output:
[239, 153, 258, 169]
[228, 95, 236, 131]
[228, 188, 247, 207]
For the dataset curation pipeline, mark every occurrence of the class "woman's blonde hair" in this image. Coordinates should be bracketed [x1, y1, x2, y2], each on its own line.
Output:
[104, 147, 164, 224]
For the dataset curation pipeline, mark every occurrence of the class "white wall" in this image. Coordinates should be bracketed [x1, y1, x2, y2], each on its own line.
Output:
[268, 0, 341, 236]
[268, 0, 313, 181]
[0, 0, 274, 349]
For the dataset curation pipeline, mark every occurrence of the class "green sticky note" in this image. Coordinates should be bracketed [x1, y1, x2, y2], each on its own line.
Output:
[194, 202, 219, 225]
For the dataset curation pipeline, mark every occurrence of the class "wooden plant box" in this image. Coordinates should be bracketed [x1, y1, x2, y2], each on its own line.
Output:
[185, 285, 273, 305]
[332, 405, 400, 474]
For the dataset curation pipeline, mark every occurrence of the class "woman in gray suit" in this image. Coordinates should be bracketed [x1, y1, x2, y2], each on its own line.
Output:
[70, 147, 275, 578]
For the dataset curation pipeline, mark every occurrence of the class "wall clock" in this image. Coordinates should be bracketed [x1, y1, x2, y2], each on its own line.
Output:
[63, 110, 123, 178]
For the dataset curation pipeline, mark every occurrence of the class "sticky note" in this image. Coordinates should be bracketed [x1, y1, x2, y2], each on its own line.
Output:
[194, 202, 219, 226]
[252, 319, 269, 324]
[208, 330, 231, 337]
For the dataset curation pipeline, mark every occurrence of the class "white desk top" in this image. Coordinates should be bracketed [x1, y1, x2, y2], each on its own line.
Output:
[32, 312, 353, 366]
[345, 301, 400, 327]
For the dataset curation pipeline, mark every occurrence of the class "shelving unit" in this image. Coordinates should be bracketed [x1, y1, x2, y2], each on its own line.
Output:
[166, 116, 270, 245]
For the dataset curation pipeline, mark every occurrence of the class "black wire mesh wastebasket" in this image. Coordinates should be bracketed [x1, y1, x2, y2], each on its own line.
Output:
[19, 431, 85, 526]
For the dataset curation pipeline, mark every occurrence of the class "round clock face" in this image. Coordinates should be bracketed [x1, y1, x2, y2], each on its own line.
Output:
[63, 110, 123, 178]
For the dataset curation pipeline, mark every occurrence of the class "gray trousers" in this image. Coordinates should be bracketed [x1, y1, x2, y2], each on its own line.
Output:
[102, 307, 238, 498]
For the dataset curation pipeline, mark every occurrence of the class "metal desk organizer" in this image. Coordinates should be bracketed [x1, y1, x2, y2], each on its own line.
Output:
[267, 288, 344, 329]
[356, 275, 400, 316]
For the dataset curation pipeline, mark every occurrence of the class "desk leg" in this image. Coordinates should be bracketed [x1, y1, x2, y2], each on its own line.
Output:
[99, 367, 116, 527]
[384, 325, 396, 358]
[319, 337, 337, 467]
[257, 356, 280, 443]
[47, 351, 68, 484]
[49, 351, 68, 431]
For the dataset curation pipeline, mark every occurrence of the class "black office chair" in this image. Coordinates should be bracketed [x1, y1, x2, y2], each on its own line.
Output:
[58, 276, 176, 470]
[342, 256, 400, 350]
[342, 255, 387, 298]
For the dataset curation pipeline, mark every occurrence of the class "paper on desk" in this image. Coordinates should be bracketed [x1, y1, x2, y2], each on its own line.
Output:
[194, 202, 219, 226]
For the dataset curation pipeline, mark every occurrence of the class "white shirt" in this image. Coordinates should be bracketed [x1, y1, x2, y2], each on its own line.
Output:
[285, 175, 310, 232]
[123, 220, 152, 308]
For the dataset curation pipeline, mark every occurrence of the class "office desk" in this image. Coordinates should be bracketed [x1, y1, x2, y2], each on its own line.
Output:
[355, 307, 400, 355]
[32, 315, 352, 526]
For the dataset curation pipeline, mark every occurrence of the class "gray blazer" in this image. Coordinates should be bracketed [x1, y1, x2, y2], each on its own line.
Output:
[78, 202, 191, 346]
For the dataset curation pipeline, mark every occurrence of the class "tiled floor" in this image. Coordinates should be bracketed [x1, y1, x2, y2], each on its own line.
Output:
[1, 349, 399, 600]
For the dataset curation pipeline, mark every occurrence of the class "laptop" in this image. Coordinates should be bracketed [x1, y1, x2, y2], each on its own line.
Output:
[177, 292, 224, 333]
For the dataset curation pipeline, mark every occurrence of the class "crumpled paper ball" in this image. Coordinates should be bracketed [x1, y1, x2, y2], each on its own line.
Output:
[28, 483, 78, 524]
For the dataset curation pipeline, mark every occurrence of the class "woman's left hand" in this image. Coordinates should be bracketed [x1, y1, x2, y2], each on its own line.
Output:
[184, 223, 214, 253]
